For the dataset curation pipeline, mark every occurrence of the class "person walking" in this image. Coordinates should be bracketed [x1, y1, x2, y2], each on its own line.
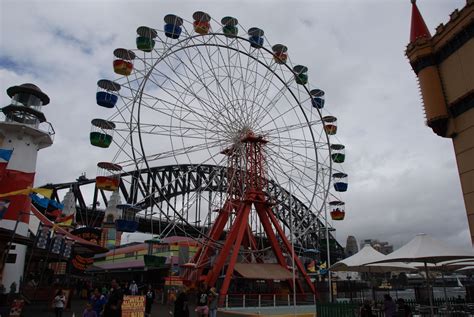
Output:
[195, 284, 209, 317]
[83, 303, 98, 317]
[208, 288, 218, 317]
[103, 279, 123, 317]
[145, 285, 155, 317]
[383, 294, 396, 317]
[53, 289, 66, 317]
[396, 298, 412, 317]
[174, 289, 189, 317]
[90, 288, 107, 316]
[360, 300, 374, 317]
[129, 281, 139, 296]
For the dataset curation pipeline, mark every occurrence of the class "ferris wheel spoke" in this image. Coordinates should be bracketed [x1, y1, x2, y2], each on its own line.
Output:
[208, 43, 249, 127]
[163, 47, 241, 134]
[185, 40, 248, 129]
[267, 143, 319, 171]
[212, 36, 250, 121]
[261, 119, 322, 136]
[141, 46, 234, 130]
[246, 49, 279, 127]
[115, 126, 222, 141]
[266, 146, 319, 193]
[265, 156, 316, 214]
[267, 136, 327, 150]
[143, 64, 230, 132]
[143, 139, 226, 164]
[250, 66, 299, 127]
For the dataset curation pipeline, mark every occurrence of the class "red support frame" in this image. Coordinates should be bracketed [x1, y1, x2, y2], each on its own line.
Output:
[182, 132, 317, 297]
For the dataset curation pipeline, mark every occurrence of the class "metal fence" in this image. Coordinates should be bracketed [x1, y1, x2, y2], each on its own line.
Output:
[220, 294, 474, 317]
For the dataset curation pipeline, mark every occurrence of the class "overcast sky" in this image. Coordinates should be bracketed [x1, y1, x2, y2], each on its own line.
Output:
[1, 0, 470, 251]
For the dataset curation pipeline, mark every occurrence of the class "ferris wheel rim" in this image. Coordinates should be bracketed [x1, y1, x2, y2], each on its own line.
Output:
[99, 20, 337, 250]
[125, 33, 332, 246]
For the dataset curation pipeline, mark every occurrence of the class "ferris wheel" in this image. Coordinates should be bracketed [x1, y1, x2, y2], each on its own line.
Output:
[91, 11, 347, 293]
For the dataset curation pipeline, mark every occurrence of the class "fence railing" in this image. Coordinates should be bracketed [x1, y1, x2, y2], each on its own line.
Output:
[221, 293, 315, 308]
[219, 294, 474, 317]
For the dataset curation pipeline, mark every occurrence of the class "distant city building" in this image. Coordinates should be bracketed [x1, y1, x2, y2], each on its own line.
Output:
[407, 0, 474, 243]
[345, 235, 359, 257]
[360, 239, 393, 255]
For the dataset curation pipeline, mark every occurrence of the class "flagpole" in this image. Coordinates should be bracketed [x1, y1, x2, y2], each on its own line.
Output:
[289, 181, 297, 316]
[322, 168, 332, 303]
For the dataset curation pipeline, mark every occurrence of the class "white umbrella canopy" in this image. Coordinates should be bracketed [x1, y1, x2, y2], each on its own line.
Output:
[366, 233, 474, 316]
[367, 233, 474, 265]
[330, 244, 417, 273]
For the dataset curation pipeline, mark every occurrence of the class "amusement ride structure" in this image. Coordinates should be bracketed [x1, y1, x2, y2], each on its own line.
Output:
[32, 11, 349, 296]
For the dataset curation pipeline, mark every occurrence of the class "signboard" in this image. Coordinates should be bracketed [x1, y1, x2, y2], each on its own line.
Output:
[71, 227, 102, 245]
[121, 295, 145, 317]
[71, 253, 94, 272]
[69, 227, 101, 273]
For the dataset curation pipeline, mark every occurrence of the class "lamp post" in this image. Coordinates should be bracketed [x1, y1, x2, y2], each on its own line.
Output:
[347, 274, 352, 302]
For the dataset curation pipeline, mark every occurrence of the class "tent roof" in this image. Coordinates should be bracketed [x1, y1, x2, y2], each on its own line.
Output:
[368, 233, 474, 265]
[234, 263, 292, 280]
[329, 245, 416, 273]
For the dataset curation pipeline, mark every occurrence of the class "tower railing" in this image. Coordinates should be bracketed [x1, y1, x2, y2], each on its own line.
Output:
[0, 113, 55, 138]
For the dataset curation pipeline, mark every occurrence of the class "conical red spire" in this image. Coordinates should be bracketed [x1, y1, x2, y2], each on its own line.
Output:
[410, 0, 431, 43]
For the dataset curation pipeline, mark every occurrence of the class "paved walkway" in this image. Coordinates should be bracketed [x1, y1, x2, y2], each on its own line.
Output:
[21, 299, 173, 317]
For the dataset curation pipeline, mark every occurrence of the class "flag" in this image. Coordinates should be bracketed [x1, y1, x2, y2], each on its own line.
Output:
[31, 187, 53, 199]
[0, 188, 32, 198]
[30, 193, 50, 209]
[46, 209, 62, 220]
[0, 149, 13, 162]
[0, 187, 52, 198]
[48, 199, 64, 210]
[56, 214, 74, 227]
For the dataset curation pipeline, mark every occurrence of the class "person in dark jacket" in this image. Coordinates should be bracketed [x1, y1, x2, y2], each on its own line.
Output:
[174, 289, 190, 317]
[396, 298, 412, 317]
[145, 285, 155, 317]
[360, 300, 374, 317]
[103, 279, 123, 317]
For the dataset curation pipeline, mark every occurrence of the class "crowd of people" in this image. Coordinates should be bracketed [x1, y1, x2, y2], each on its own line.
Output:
[59, 279, 155, 317]
[169, 284, 219, 317]
[63, 279, 219, 317]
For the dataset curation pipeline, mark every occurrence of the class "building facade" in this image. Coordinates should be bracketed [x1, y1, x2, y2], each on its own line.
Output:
[345, 235, 359, 257]
[360, 239, 393, 255]
[407, 0, 474, 242]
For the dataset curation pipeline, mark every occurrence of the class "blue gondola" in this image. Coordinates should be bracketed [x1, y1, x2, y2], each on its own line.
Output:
[164, 14, 183, 39]
[333, 172, 348, 192]
[310, 89, 325, 109]
[248, 28, 264, 48]
[96, 80, 120, 108]
[115, 204, 141, 233]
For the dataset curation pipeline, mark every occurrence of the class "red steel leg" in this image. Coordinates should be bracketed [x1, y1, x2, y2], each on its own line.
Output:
[265, 206, 316, 294]
[218, 203, 252, 297]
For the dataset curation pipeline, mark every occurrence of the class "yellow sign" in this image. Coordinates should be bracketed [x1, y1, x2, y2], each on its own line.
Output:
[122, 295, 145, 317]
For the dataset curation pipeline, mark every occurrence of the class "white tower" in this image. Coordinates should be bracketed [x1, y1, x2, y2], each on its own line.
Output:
[101, 190, 122, 248]
[61, 188, 76, 217]
[0, 83, 54, 290]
